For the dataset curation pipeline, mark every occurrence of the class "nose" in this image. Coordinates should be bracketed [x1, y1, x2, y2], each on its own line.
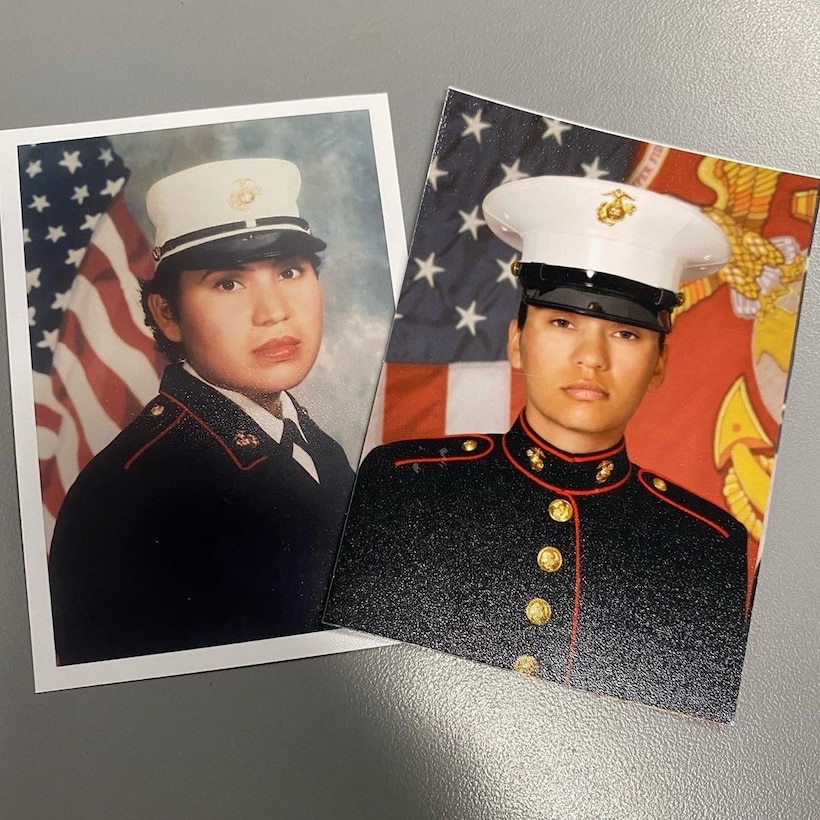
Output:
[573, 327, 609, 370]
[251, 282, 289, 326]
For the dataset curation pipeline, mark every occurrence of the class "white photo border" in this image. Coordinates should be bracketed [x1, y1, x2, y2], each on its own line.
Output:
[0, 94, 404, 692]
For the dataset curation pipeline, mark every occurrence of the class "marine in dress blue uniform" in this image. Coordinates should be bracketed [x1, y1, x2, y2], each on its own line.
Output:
[49, 159, 354, 664]
[326, 177, 750, 722]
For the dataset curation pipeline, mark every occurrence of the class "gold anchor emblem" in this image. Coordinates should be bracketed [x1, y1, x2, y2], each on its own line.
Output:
[229, 177, 262, 211]
[596, 189, 636, 226]
[526, 446, 545, 472]
[595, 459, 615, 484]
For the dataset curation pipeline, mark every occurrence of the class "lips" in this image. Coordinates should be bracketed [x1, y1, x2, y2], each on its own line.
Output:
[562, 380, 609, 401]
[253, 335, 301, 362]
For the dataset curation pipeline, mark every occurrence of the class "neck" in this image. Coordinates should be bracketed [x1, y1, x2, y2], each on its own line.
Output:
[257, 392, 283, 418]
[522, 406, 625, 455]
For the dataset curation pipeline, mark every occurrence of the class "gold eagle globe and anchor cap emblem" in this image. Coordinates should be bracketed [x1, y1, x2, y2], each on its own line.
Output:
[229, 177, 263, 211]
[596, 189, 637, 226]
[481, 175, 731, 332]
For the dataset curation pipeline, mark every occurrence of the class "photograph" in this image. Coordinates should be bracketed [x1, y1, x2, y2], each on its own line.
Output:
[325, 88, 820, 722]
[0, 95, 405, 691]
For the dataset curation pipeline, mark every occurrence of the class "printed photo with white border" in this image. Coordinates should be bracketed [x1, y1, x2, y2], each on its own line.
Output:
[324, 88, 820, 722]
[0, 95, 405, 692]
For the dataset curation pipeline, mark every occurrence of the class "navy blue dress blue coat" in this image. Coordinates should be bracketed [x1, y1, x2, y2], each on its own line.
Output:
[326, 413, 749, 722]
[49, 363, 353, 665]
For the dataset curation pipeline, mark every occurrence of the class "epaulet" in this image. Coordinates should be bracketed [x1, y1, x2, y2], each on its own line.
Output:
[118, 395, 186, 470]
[637, 468, 746, 540]
[366, 433, 497, 469]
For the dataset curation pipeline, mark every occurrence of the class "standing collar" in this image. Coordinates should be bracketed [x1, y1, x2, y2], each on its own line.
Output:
[182, 362, 306, 444]
[502, 412, 632, 492]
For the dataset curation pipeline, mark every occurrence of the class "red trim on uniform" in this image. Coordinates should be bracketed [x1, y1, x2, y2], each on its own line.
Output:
[637, 469, 730, 538]
[519, 411, 625, 463]
[501, 435, 632, 496]
[151, 392, 269, 471]
[124, 408, 186, 470]
[563, 495, 583, 686]
[393, 434, 495, 467]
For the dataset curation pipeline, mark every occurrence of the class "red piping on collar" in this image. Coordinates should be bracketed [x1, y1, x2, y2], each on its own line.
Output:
[518, 411, 626, 463]
[501, 434, 632, 496]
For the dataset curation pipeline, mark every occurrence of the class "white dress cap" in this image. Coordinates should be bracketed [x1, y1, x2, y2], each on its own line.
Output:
[483, 176, 730, 293]
[146, 158, 324, 268]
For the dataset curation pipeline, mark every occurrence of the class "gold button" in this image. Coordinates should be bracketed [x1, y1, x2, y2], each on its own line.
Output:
[652, 477, 667, 492]
[513, 654, 540, 676]
[461, 439, 478, 452]
[525, 597, 552, 625]
[537, 546, 563, 573]
[548, 498, 573, 522]
[149, 403, 164, 417]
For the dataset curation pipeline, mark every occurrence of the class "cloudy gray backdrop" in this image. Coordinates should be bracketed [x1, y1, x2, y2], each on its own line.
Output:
[112, 108, 395, 464]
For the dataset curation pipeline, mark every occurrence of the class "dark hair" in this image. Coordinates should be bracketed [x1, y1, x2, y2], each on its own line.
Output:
[515, 300, 667, 351]
[140, 252, 323, 362]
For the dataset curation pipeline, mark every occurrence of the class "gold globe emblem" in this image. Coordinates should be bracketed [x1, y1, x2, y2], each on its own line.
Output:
[229, 177, 263, 211]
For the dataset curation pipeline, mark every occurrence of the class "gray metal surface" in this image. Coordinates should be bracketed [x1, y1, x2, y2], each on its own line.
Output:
[1, 2, 818, 817]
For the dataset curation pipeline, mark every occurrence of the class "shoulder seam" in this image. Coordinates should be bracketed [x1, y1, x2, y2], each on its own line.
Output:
[637, 469, 732, 539]
[393, 434, 495, 467]
[124, 408, 187, 470]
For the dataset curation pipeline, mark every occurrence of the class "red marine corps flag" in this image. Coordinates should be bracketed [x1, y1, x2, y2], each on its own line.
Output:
[370, 89, 820, 589]
[627, 146, 818, 578]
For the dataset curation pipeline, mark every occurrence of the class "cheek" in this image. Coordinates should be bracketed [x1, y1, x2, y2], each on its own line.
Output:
[177, 297, 230, 349]
[306, 291, 323, 346]
[624, 351, 663, 396]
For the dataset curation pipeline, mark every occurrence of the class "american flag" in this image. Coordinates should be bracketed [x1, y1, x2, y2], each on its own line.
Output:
[20, 137, 164, 543]
[366, 90, 643, 450]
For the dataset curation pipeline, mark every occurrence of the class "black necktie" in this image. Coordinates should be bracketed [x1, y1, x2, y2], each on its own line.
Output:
[281, 417, 302, 452]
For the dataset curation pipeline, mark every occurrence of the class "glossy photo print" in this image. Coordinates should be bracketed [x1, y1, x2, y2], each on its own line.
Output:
[325, 88, 820, 722]
[0, 95, 405, 691]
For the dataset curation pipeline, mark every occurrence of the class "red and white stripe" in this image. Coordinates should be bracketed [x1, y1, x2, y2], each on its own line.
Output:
[367, 360, 526, 460]
[35, 197, 165, 544]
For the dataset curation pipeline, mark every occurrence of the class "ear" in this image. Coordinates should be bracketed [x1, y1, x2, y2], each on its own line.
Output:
[647, 342, 669, 392]
[507, 318, 523, 372]
[147, 293, 183, 343]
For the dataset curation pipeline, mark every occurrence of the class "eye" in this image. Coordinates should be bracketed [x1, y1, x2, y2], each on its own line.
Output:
[216, 279, 239, 291]
[279, 266, 302, 281]
[550, 317, 573, 329]
[613, 328, 639, 340]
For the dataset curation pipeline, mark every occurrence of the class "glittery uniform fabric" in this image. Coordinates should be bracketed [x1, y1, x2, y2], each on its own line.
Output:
[49, 363, 354, 665]
[326, 413, 749, 722]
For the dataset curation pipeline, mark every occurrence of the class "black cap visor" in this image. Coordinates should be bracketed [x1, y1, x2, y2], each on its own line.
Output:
[518, 264, 678, 333]
[156, 227, 326, 277]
